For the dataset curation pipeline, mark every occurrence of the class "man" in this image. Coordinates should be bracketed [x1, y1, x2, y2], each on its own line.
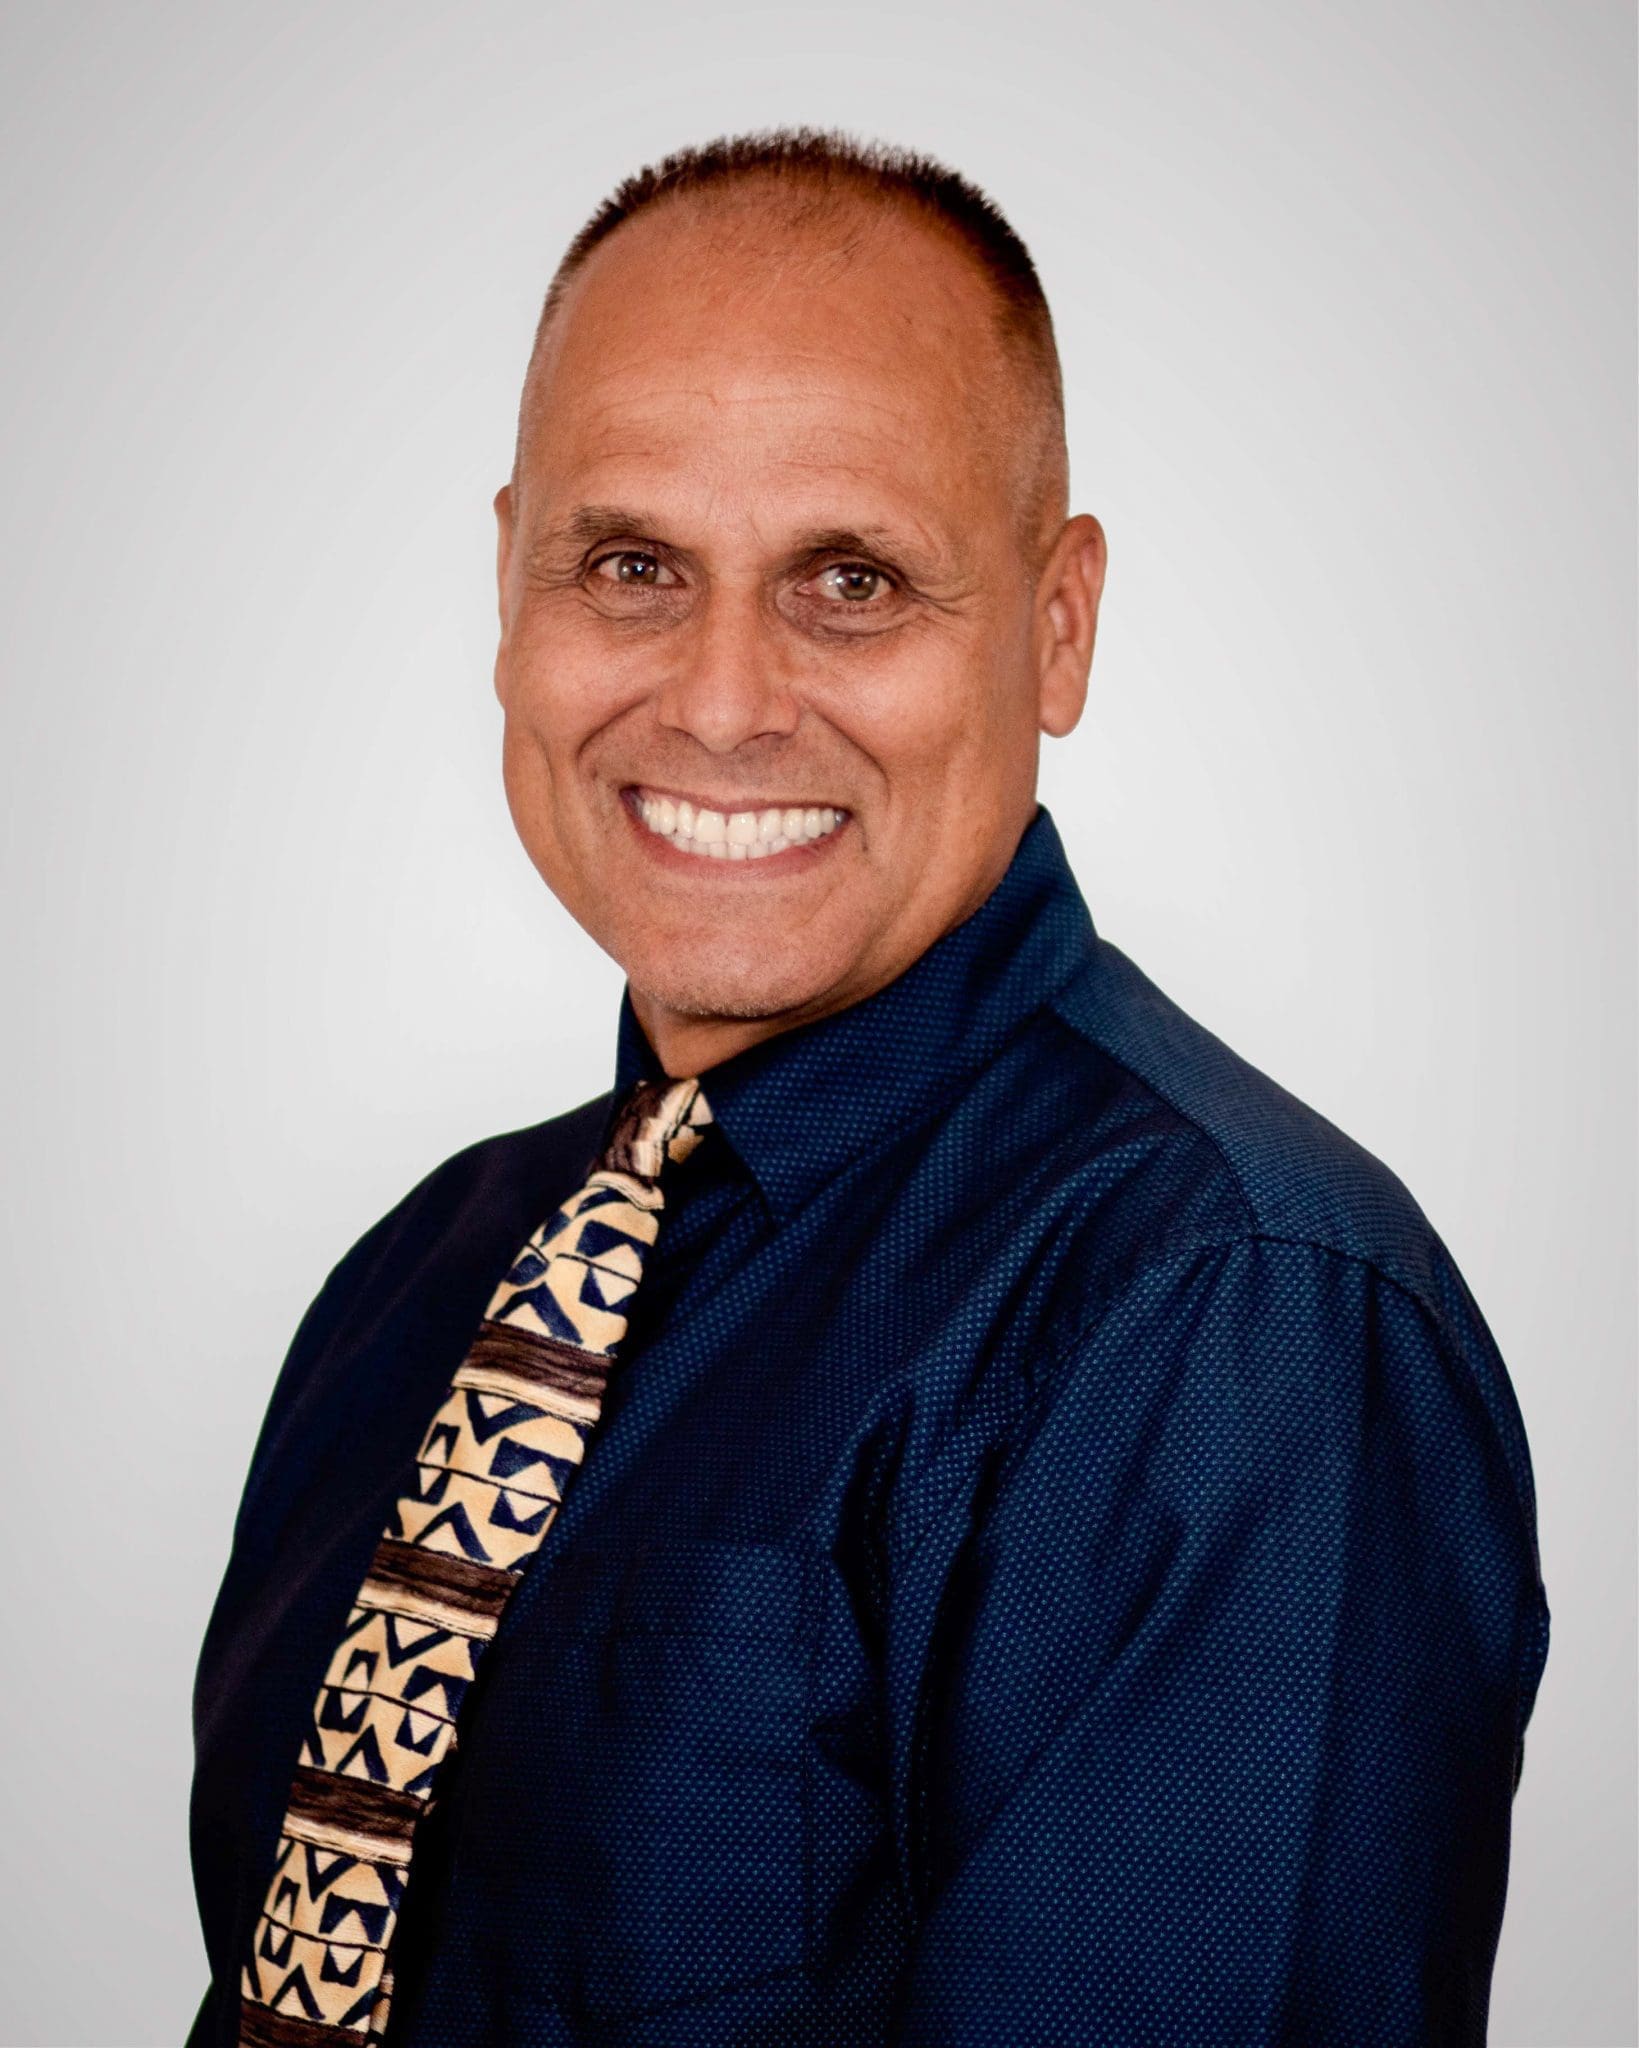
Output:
[188, 132, 1548, 2046]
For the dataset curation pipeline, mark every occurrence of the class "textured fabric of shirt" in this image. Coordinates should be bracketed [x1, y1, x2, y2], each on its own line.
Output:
[187, 806, 1549, 2047]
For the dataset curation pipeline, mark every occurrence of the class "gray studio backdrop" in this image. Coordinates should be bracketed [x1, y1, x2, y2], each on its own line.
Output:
[1, 3, 1632, 2043]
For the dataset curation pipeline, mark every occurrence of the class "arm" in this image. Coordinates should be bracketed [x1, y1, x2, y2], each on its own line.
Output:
[894, 1237, 1548, 2046]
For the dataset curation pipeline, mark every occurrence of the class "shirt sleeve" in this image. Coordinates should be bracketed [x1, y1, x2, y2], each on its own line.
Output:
[893, 1235, 1548, 2047]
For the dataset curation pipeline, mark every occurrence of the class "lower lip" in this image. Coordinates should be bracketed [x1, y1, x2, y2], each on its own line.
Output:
[620, 790, 849, 873]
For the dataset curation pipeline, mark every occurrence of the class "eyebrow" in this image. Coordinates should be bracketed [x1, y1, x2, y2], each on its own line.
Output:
[795, 525, 921, 565]
[554, 504, 660, 549]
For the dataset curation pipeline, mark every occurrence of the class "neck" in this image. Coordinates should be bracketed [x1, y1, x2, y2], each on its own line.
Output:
[627, 931, 937, 1074]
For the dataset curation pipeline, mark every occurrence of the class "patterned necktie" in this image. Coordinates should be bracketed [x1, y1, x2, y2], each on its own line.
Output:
[239, 1075, 714, 2046]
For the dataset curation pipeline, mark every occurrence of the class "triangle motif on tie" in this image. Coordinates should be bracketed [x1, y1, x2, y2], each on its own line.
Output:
[238, 1076, 713, 2046]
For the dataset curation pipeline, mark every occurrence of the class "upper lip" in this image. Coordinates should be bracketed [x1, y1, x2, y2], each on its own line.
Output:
[625, 782, 849, 814]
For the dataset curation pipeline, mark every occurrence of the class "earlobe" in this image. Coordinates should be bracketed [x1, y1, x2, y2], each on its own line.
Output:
[1039, 651, 1089, 740]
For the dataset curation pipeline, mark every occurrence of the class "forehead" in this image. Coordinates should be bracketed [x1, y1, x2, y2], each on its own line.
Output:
[519, 190, 1021, 536]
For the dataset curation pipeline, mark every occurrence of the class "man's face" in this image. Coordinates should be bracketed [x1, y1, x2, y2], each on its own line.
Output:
[494, 190, 1102, 1068]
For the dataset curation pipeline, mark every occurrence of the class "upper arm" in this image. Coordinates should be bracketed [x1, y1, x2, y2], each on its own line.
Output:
[897, 1236, 1547, 2046]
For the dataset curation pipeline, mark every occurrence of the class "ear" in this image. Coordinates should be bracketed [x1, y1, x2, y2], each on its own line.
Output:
[492, 482, 516, 705]
[1034, 513, 1107, 739]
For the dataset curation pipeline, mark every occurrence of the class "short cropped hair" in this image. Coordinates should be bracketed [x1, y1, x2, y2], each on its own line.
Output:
[536, 127, 1060, 400]
[514, 128, 1069, 539]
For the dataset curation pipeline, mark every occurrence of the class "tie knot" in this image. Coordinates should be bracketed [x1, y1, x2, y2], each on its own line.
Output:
[601, 1075, 714, 1183]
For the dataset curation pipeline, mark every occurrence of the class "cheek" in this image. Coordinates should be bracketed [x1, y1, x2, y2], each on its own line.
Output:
[501, 600, 643, 750]
[497, 648, 595, 858]
[498, 656, 627, 854]
[822, 633, 1029, 798]
[496, 670, 559, 819]
[498, 721, 562, 879]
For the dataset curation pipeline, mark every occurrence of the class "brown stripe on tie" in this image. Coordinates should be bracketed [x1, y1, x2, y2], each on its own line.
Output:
[284, 1765, 422, 1850]
[240, 2002, 372, 2048]
[468, 1318, 611, 1397]
[599, 1075, 670, 1180]
[361, 1537, 515, 1622]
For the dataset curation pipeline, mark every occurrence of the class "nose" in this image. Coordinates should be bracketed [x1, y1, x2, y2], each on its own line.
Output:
[653, 581, 799, 753]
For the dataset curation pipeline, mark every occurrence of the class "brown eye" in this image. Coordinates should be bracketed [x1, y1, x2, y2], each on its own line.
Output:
[818, 562, 888, 602]
[593, 551, 674, 586]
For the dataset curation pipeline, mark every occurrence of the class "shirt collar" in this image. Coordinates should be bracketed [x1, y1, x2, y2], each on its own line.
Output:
[608, 804, 1098, 1221]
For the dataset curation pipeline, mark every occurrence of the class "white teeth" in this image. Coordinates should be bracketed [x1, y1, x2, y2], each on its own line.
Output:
[634, 790, 845, 860]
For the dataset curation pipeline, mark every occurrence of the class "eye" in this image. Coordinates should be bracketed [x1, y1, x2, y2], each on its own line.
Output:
[814, 561, 891, 603]
[591, 550, 678, 587]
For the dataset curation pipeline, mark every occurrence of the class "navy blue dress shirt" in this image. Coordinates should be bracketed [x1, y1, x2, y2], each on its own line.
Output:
[187, 806, 1548, 2046]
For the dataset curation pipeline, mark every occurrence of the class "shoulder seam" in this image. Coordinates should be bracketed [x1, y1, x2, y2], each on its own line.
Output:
[1055, 1229, 1542, 1571]
[1071, 1227, 1456, 1354]
[1045, 1001, 1260, 1234]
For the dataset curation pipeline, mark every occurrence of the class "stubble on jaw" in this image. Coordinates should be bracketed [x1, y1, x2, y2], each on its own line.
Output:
[620, 883, 863, 1031]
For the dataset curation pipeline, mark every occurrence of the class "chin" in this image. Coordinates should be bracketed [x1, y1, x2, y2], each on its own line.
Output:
[625, 941, 845, 1029]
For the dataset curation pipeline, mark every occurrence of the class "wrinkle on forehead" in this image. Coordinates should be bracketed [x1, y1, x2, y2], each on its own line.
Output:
[568, 376, 929, 431]
[515, 186, 1062, 557]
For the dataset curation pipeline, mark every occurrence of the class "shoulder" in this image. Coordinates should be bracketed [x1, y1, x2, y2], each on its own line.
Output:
[334, 1090, 611, 1290]
[1037, 937, 1539, 1541]
[1051, 935, 1446, 1303]
[380, 1089, 612, 1248]
[248, 1090, 613, 1448]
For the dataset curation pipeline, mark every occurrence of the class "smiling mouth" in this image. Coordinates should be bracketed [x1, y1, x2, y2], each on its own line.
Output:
[626, 785, 849, 861]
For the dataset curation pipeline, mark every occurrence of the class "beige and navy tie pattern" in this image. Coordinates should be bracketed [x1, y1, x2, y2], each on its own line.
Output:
[238, 1076, 714, 2046]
